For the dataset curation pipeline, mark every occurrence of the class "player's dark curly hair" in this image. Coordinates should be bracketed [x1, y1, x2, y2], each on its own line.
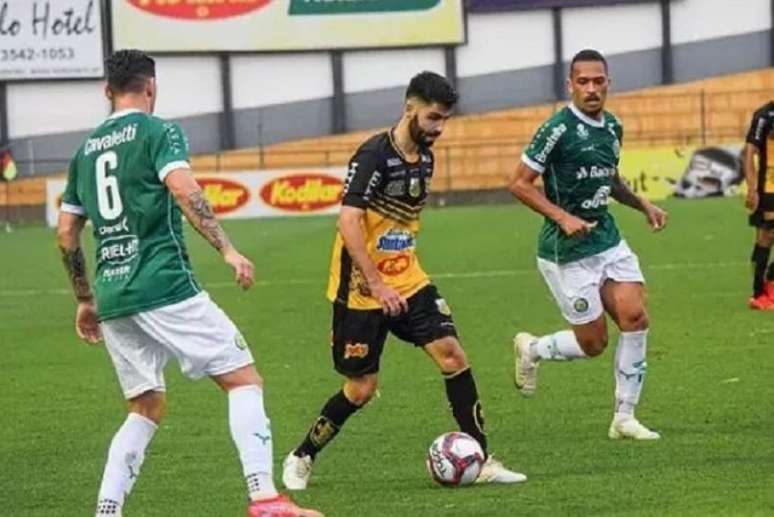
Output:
[106, 49, 156, 94]
[570, 49, 608, 76]
[406, 71, 459, 108]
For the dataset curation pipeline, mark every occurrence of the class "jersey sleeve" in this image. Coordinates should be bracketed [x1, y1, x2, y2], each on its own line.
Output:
[746, 107, 770, 150]
[60, 157, 86, 216]
[149, 120, 191, 182]
[342, 149, 383, 208]
[521, 117, 568, 174]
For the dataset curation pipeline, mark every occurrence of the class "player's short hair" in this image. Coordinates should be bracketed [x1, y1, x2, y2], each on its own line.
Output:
[106, 50, 156, 94]
[406, 71, 459, 108]
[569, 49, 608, 76]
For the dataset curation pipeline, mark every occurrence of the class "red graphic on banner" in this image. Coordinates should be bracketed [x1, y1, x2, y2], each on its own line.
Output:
[127, 0, 272, 20]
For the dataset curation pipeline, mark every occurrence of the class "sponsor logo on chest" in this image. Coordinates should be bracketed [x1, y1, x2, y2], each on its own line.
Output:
[377, 228, 415, 252]
[576, 166, 615, 180]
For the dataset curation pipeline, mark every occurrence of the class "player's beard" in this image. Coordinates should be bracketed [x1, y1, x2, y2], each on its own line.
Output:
[580, 94, 604, 117]
[409, 115, 440, 147]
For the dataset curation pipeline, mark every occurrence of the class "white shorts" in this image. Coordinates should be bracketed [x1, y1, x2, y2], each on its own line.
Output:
[537, 240, 645, 325]
[100, 292, 255, 399]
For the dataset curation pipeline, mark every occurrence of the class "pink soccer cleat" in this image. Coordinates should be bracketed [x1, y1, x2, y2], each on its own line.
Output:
[749, 293, 774, 311]
[247, 494, 323, 517]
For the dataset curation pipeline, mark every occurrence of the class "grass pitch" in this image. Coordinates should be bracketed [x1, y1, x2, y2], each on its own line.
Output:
[1, 197, 773, 516]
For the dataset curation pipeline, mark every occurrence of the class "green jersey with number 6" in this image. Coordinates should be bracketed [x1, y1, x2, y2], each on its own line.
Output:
[62, 109, 201, 321]
[521, 104, 624, 264]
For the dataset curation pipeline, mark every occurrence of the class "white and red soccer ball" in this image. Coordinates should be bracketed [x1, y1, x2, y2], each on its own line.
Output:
[426, 432, 485, 487]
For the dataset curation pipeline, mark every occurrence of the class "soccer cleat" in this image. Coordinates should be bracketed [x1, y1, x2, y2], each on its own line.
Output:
[282, 452, 313, 491]
[608, 416, 661, 440]
[513, 332, 539, 397]
[764, 281, 774, 301]
[475, 454, 527, 484]
[749, 294, 774, 310]
[246, 494, 323, 517]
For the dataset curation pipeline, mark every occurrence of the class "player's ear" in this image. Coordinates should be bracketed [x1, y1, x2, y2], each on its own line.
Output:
[104, 84, 113, 102]
[565, 77, 573, 96]
[145, 77, 156, 99]
[404, 98, 416, 118]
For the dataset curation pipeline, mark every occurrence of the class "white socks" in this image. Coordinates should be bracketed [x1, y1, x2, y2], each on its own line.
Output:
[228, 385, 278, 502]
[530, 330, 587, 361]
[613, 330, 648, 418]
[96, 412, 157, 515]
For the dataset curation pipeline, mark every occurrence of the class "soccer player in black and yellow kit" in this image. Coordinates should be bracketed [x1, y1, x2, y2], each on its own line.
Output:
[745, 101, 774, 309]
[282, 72, 525, 489]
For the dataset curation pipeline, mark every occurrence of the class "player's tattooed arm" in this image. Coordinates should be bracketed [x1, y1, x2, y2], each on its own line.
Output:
[57, 213, 93, 302]
[181, 189, 232, 252]
[165, 168, 254, 289]
[60, 246, 93, 302]
[165, 169, 232, 252]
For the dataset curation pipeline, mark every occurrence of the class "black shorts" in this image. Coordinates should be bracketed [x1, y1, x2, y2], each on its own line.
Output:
[749, 209, 774, 230]
[331, 284, 458, 377]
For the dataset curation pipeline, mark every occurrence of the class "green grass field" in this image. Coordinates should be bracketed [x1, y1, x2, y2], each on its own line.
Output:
[2, 197, 773, 516]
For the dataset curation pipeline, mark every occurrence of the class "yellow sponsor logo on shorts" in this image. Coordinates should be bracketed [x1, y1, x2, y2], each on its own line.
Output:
[343, 342, 369, 360]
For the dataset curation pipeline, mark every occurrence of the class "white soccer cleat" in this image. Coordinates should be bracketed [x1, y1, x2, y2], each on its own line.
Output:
[282, 452, 313, 491]
[475, 455, 527, 484]
[513, 332, 539, 397]
[608, 416, 661, 440]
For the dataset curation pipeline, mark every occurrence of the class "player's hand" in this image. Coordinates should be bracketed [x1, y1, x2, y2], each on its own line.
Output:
[370, 281, 408, 317]
[75, 301, 102, 345]
[746, 190, 759, 212]
[223, 247, 255, 290]
[557, 213, 597, 237]
[643, 202, 668, 232]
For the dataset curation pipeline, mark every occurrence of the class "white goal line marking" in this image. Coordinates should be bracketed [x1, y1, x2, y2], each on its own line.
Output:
[0, 260, 746, 298]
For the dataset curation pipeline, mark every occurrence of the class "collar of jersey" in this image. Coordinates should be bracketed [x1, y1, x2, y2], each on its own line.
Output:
[107, 108, 143, 121]
[568, 103, 605, 128]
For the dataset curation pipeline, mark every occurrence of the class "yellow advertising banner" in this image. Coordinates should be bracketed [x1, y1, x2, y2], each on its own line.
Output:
[112, 0, 465, 52]
[618, 144, 744, 200]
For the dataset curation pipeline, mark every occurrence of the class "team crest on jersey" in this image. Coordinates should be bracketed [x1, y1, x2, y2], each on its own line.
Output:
[576, 123, 590, 140]
[573, 298, 590, 313]
[435, 298, 452, 316]
[385, 180, 406, 196]
[409, 177, 422, 197]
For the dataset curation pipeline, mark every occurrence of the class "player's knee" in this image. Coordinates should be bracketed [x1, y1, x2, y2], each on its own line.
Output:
[578, 334, 608, 357]
[619, 309, 649, 332]
[344, 376, 378, 406]
[429, 338, 469, 373]
[128, 391, 166, 424]
[438, 348, 469, 373]
[212, 365, 264, 392]
[760, 230, 774, 247]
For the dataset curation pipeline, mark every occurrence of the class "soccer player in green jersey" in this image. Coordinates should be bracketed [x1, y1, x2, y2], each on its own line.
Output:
[57, 50, 321, 517]
[509, 49, 668, 440]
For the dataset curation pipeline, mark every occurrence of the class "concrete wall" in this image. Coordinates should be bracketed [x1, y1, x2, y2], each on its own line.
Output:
[5, 0, 772, 175]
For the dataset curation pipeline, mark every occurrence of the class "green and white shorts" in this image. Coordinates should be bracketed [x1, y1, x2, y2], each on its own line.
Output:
[537, 240, 645, 325]
[100, 292, 254, 399]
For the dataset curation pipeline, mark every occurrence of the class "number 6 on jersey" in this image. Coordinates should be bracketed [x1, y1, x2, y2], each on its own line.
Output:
[96, 151, 123, 220]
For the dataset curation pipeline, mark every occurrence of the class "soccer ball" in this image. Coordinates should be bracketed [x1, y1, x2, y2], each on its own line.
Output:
[426, 432, 485, 487]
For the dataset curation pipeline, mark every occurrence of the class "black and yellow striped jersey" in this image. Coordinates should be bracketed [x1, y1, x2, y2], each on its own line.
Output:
[327, 130, 433, 309]
[747, 101, 774, 217]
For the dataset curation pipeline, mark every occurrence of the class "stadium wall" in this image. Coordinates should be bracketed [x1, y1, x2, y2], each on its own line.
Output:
[4, 0, 772, 176]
